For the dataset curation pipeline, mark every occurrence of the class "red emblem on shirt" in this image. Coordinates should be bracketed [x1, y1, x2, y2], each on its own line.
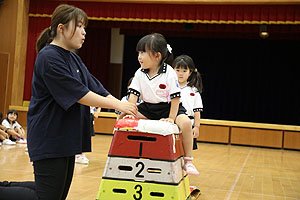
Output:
[190, 93, 195, 96]
[159, 84, 166, 89]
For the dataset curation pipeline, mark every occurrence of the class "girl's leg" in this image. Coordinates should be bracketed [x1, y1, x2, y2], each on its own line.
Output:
[33, 156, 75, 200]
[13, 127, 27, 143]
[7, 129, 20, 139]
[175, 114, 199, 175]
[15, 127, 25, 138]
[175, 114, 193, 157]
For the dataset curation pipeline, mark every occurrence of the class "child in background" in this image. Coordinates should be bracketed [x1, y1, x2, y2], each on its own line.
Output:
[173, 55, 203, 150]
[123, 33, 199, 175]
[1, 110, 26, 144]
[75, 106, 101, 164]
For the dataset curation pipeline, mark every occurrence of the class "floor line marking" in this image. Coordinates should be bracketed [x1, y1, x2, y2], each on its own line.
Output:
[225, 149, 252, 200]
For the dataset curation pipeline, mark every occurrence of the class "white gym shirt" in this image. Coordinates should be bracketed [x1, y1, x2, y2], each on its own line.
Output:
[129, 63, 181, 103]
[180, 85, 203, 117]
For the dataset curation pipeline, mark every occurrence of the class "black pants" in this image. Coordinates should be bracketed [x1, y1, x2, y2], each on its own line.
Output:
[33, 156, 75, 200]
[90, 113, 95, 136]
[0, 181, 37, 200]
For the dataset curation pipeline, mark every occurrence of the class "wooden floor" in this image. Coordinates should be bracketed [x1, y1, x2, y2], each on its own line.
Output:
[1, 134, 300, 200]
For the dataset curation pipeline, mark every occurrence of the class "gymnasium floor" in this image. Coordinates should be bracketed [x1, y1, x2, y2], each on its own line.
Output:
[1, 134, 300, 200]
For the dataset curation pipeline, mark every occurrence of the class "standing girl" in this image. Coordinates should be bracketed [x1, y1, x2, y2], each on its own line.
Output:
[173, 55, 203, 150]
[27, 4, 137, 200]
[124, 33, 199, 175]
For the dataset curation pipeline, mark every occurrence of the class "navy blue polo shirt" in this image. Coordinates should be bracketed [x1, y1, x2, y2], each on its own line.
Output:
[27, 44, 110, 162]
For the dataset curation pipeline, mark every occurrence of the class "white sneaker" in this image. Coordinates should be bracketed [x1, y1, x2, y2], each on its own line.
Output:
[75, 154, 89, 164]
[16, 138, 27, 144]
[2, 139, 16, 145]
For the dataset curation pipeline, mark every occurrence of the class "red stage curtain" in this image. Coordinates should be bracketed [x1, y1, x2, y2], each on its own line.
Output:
[29, 1, 300, 24]
[24, 1, 300, 100]
[23, 17, 50, 101]
[78, 28, 111, 90]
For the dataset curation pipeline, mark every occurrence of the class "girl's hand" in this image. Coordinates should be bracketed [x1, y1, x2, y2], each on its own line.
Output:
[117, 102, 137, 117]
[193, 127, 199, 138]
[160, 118, 174, 123]
[0, 130, 8, 140]
[93, 112, 99, 118]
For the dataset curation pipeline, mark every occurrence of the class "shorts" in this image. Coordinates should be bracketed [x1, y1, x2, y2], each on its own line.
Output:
[193, 137, 198, 150]
[138, 102, 186, 120]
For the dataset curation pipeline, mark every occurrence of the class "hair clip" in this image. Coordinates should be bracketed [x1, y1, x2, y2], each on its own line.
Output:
[194, 68, 198, 72]
[167, 44, 172, 53]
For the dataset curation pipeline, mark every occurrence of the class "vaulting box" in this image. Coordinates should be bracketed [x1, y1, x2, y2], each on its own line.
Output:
[96, 175, 191, 200]
[108, 119, 184, 161]
[103, 156, 185, 184]
[97, 119, 192, 200]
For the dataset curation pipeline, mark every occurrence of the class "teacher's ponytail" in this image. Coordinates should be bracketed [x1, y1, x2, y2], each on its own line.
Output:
[36, 27, 54, 53]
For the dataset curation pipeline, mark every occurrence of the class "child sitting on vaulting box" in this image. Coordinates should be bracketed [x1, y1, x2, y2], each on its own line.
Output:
[120, 33, 199, 175]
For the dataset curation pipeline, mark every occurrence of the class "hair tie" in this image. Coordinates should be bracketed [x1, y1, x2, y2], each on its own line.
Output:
[167, 44, 172, 53]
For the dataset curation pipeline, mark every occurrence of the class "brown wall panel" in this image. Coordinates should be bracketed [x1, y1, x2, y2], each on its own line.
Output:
[16, 110, 27, 128]
[231, 127, 283, 148]
[0, 53, 9, 114]
[0, 0, 29, 111]
[283, 131, 300, 150]
[198, 125, 230, 143]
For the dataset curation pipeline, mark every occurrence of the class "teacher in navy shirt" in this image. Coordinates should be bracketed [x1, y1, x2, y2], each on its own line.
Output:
[27, 4, 137, 200]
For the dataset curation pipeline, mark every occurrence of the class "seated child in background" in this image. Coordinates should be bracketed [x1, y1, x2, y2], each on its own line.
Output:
[1, 110, 27, 144]
[172, 55, 204, 150]
[0, 112, 17, 145]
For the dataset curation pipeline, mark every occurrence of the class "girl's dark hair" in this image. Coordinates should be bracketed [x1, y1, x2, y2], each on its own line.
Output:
[172, 55, 203, 93]
[36, 4, 88, 53]
[0, 112, 2, 120]
[136, 33, 173, 65]
[7, 110, 18, 117]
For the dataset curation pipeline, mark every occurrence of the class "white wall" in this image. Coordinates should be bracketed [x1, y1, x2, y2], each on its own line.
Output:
[110, 28, 124, 64]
